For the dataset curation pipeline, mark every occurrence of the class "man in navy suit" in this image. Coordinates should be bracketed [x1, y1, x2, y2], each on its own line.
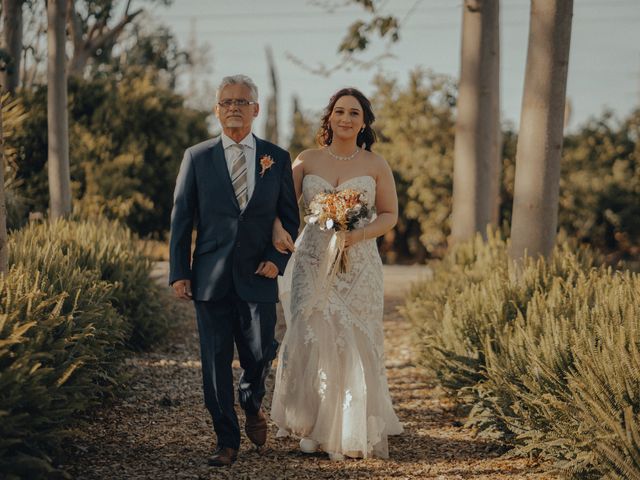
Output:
[169, 75, 299, 467]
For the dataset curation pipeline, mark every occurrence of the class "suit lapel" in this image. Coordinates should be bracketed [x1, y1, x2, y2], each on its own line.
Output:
[253, 135, 263, 187]
[211, 137, 240, 210]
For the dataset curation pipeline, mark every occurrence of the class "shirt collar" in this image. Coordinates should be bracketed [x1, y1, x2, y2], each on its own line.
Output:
[221, 132, 255, 150]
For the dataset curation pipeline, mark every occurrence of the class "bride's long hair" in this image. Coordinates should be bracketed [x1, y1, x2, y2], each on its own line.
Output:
[316, 88, 377, 151]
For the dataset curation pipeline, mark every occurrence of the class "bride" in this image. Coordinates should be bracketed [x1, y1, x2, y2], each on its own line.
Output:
[269, 87, 403, 460]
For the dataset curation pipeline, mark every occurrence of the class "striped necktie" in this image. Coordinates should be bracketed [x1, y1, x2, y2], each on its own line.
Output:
[230, 144, 248, 210]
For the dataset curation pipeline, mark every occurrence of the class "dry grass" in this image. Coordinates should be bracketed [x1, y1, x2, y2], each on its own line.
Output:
[60, 266, 554, 479]
[138, 239, 170, 261]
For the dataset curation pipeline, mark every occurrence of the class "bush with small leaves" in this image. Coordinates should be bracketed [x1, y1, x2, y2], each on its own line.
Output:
[406, 237, 639, 478]
[9, 217, 169, 349]
[1, 217, 170, 478]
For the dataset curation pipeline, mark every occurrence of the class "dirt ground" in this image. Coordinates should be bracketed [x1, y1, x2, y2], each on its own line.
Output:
[61, 265, 553, 479]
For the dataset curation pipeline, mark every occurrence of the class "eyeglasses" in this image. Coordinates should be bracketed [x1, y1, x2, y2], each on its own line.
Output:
[217, 99, 257, 108]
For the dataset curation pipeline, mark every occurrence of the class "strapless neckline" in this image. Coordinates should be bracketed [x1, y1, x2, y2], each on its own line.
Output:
[303, 174, 375, 190]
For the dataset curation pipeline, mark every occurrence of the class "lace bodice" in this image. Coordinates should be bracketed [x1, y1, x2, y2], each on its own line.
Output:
[301, 174, 377, 208]
[295, 174, 381, 336]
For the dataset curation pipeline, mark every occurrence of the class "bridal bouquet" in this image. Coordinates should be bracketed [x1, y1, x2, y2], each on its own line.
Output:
[304, 188, 372, 272]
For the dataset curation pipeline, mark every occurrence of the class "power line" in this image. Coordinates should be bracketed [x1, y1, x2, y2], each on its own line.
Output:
[157, 0, 640, 21]
[168, 17, 640, 35]
[154, 4, 457, 20]
[155, 0, 639, 21]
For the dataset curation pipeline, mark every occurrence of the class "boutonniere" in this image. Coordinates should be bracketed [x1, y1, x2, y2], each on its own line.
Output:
[259, 154, 275, 177]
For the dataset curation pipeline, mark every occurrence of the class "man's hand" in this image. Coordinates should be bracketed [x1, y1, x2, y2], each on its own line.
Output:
[255, 261, 279, 279]
[172, 279, 193, 300]
[274, 229, 295, 254]
[273, 219, 295, 254]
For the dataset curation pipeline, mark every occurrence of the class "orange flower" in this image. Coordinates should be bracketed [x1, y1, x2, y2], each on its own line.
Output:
[305, 188, 371, 232]
[259, 155, 275, 177]
[304, 188, 373, 273]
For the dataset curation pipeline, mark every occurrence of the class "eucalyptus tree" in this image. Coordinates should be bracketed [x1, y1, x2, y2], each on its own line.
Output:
[0, 93, 7, 273]
[450, 0, 501, 244]
[264, 46, 279, 144]
[47, 0, 71, 218]
[67, 0, 146, 76]
[509, 0, 573, 262]
[338, 0, 502, 247]
[1, 0, 24, 94]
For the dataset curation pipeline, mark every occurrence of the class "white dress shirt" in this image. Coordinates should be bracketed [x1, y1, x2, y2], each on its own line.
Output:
[221, 132, 256, 203]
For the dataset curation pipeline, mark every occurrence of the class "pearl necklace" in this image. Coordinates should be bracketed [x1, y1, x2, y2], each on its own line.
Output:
[327, 146, 360, 161]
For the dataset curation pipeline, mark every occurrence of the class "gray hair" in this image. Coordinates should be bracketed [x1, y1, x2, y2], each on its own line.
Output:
[216, 75, 259, 102]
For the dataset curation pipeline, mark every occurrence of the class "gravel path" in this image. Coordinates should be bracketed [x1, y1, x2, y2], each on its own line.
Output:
[62, 265, 552, 479]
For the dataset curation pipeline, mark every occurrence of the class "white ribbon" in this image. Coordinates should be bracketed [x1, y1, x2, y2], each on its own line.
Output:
[278, 228, 347, 329]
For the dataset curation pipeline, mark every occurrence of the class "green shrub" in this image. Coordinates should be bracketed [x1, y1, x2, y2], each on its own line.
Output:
[372, 70, 457, 260]
[406, 236, 639, 478]
[8, 73, 209, 237]
[559, 110, 640, 256]
[9, 217, 169, 349]
[566, 282, 640, 479]
[1, 92, 30, 231]
[0, 217, 170, 478]
[482, 267, 640, 478]
[0, 264, 123, 478]
[371, 70, 639, 261]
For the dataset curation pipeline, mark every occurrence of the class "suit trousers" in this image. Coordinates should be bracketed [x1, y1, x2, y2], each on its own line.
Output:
[194, 288, 278, 450]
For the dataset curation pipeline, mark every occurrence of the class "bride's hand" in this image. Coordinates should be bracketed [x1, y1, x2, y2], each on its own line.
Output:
[273, 217, 295, 253]
[343, 228, 366, 248]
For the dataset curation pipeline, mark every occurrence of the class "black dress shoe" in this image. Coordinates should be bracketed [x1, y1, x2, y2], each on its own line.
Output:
[208, 446, 238, 467]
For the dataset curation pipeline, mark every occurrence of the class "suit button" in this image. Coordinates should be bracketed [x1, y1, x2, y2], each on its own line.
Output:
[238, 215, 244, 221]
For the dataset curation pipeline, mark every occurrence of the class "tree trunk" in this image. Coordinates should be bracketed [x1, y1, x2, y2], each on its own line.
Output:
[264, 46, 279, 144]
[489, 23, 502, 227]
[47, 0, 71, 219]
[509, 0, 573, 262]
[1, 0, 23, 94]
[450, 0, 501, 244]
[67, 49, 92, 78]
[0, 95, 8, 274]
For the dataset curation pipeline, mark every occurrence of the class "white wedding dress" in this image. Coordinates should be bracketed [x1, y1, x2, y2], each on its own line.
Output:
[271, 174, 403, 459]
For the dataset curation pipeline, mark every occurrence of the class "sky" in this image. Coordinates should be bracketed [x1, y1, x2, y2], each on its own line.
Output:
[153, 0, 640, 143]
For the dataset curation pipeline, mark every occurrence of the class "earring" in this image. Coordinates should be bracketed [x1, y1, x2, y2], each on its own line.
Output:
[360, 126, 365, 133]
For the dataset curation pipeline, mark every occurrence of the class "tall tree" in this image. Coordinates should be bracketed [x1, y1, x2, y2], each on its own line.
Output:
[264, 46, 279, 144]
[337, 0, 503, 246]
[450, 0, 501, 244]
[12, 1, 155, 86]
[290, 1, 399, 76]
[47, 0, 71, 218]
[0, 94, 7, 274]
[509, 0, 573, 261]
[67, 0, 143, 77]
[18, 1, 47, 88]
[1, 0, 24, 94]
[288, 95, 315, 160]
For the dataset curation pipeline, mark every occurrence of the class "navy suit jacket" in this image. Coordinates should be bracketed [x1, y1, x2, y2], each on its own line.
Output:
[169, 135, 300, 303]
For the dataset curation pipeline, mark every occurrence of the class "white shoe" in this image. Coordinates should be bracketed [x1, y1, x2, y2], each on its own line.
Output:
[299, 437, 319, 453]
[328, 452, 345, 461]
